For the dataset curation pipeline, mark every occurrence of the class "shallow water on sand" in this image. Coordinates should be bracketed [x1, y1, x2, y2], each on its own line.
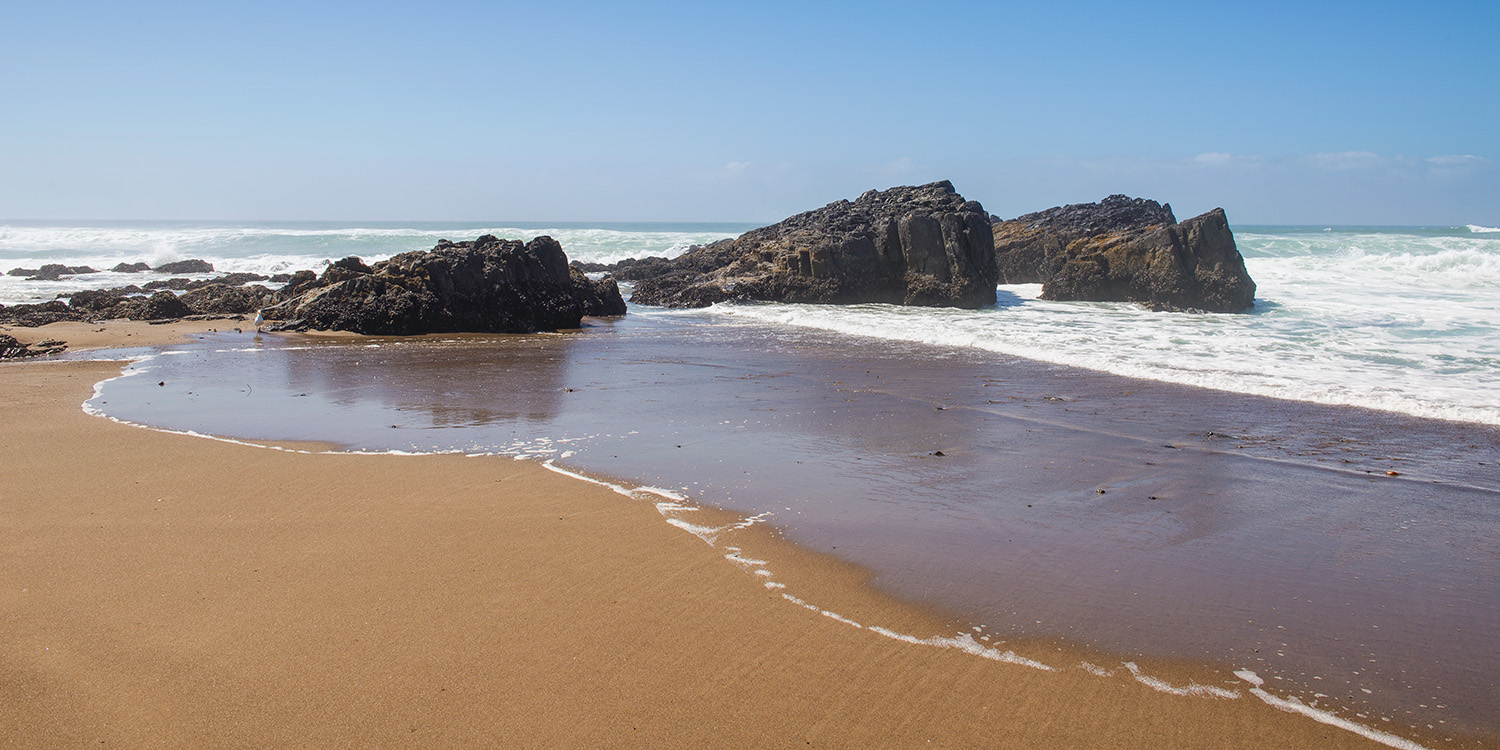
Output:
[89, 309, 1500, 745]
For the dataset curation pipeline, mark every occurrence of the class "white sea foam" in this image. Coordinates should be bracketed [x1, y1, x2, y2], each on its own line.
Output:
[1079, 662, 1114, 677]
[723, 548, 768, 568]
[1123, 662, 1239, 699]
[864, 627, 1055, 670]
[635, 486, 688, 502]
[1467, 224, 1500, 233]
[0, 221, 742, 305]
[1235, 671, 1432, 750]
[706, 228, 1500, 425]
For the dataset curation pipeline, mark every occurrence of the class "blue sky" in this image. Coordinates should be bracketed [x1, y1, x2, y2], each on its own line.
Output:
[2, 0, 1496, 223]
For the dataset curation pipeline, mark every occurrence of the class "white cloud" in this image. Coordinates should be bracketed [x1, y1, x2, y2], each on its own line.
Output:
[1304, 151, 1385, 171]
[1425, 154, 1490, 169]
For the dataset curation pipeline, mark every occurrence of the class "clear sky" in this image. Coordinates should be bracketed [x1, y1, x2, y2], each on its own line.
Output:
[3, 0, 1496, 224]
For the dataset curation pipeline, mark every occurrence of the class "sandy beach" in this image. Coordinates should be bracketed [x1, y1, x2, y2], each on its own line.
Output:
[0, 321, 1451, 748]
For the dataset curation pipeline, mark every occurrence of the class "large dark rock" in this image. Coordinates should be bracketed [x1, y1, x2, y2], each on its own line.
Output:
[263, 235, 625, 335]
[8, 265, 96, 279]
[993, 195, 1176, 284]
[569, 267, 627, 317]
[629, 181, 998, 308]
[143, 290, 192, 319]
[276, 269, 319, 297]
[16, 264, 98, 281]
[0, 300, 79, 326]
[154, 259, 214, 274]
[65, 288, 131, 312]
[179, 284, 272, 315]
[992, 195, 1256, 312]
[111, 262, 151, 273]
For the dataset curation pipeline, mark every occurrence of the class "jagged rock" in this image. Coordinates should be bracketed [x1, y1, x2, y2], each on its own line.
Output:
[99, 298, 147, 320]
[629, 181, 997, 308]
[994, 195, 1177, 284]
[264, 235, 625, 335]
[111, 262, 151, 273]
[611, 256, 686, 282]
[154, 259, 214, 274]
[143, 290, 191, 319]
[568, 256, 679, 281]
[0, 300, 79, 327]
[195, 272, 268, 288]
[274, 270, 318, 298]
[569, 267, 627, 316]
[992, 195, 1256, 312]
[0, 334, 66, 359]
[2, 283, 253, 325]
[178, 283, 272, 315]
[145, 273, 269, 292]
[65, 288, 130, 312]
[20, 264, 98, 281]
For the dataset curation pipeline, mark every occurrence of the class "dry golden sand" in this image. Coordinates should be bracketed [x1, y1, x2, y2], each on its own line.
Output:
[0, 324, 1413, 748]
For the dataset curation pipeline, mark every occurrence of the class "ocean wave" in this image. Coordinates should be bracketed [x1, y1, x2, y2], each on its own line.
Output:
[1239, 233, 1500, 288]
[703, 295, 1500, 427]
[0, 223, 734, 269]
[1467, 224, 1500, 233]
[1335, 247, 1500, 286]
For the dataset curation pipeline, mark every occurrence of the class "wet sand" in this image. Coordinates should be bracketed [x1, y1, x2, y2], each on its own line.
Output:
[0, 324, 1444, 748]
[75, 310, 1500, 744]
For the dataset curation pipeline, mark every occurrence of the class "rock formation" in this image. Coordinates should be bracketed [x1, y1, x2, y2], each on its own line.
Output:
[0, 333, 66, 359]
[141, 290, 192, 319]
[0, 300, 84, 326]
[154, 259, 214, 274]
[627, 181, 997, 308]
[178, 284, 272, 315]
[991, 195, 1256, 312]
[263, 235, 625, 335]
[6, 264, 98, 280]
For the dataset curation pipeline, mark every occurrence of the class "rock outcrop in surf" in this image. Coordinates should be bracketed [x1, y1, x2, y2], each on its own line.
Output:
[626, 181, 998, 309]
[7, 260, 216, 279]
[991, 195, 1256, 312]
[263, 235, 625, 335]
[6, 264, 99, 281]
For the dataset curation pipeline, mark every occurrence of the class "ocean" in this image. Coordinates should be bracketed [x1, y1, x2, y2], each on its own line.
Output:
[7, 219, 1500, 748]
[4, 220, 1497, 425]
